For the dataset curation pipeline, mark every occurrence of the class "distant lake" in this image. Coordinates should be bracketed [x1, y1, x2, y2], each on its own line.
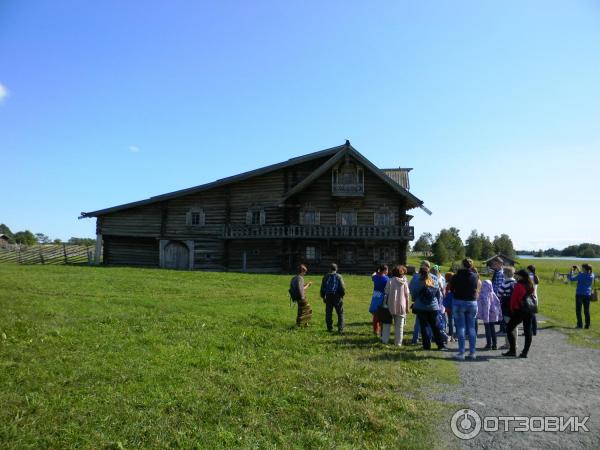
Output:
[518, 255, 600, 261]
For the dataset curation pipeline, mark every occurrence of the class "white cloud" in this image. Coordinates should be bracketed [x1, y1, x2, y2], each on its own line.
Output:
[0, 83, 8, 103]
[128, 145, 140, 153]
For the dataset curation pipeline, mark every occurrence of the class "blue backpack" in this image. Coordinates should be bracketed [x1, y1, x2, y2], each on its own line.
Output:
[324, 274, 340, 296]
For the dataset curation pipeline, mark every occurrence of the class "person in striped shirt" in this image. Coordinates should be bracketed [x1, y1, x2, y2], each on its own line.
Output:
[498, 266, 517, 349]
[490, 257, 505, 333]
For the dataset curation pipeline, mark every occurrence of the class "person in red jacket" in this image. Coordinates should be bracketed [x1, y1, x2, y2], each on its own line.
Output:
[502, 269, 535, 358]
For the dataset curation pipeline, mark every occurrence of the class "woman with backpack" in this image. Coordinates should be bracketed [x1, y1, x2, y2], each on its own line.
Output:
[369, 264, 389, 336]
[409, 263, 447, 351]
[451, 258, 481, 360]
[503, 269, 536, 358]
[381, 265, 410, 345]
[289, 264, 313, 327]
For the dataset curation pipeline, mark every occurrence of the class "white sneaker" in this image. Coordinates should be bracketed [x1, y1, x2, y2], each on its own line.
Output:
[453, 353, 465, 361]
[468, 353, 477, 360]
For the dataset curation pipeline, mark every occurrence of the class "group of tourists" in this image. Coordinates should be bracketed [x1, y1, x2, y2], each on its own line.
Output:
[288, 257, 595, 360]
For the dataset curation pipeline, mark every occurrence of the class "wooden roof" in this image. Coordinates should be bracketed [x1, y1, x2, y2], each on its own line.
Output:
[485, 253, 518, 266]
[80, 141, 428, 218]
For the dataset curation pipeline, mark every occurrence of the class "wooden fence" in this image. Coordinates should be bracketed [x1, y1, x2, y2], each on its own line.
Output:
[0, 244, 97, 265]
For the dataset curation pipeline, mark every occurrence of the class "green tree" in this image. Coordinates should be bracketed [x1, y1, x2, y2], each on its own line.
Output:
[35, 233, 51, 244]
[432, 239, 449, 264]
[68, 237, 96, 247]
[53, 238, 62, 244]
[433, 227, 465, 264]
[465, 229, 482, 260]
[493, 234, 516, 258]
[412, 232, 433, 256]
[480, 233, 495, 259]
[14, 230, 37, 246]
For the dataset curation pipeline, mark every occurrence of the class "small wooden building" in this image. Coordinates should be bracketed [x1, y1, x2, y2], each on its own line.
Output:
[80, 141, 430, 273]
[0, 234, 10, 248]
[485, 253, 517, 267]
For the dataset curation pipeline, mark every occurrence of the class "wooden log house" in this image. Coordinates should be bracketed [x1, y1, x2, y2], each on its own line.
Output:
[80, 141, 430, 273]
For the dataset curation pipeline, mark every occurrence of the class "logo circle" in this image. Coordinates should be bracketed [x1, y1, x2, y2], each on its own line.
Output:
[451, 409, 482, 440]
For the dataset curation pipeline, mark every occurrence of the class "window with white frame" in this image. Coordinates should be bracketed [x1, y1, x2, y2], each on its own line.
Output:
[186, 208, 205, 227]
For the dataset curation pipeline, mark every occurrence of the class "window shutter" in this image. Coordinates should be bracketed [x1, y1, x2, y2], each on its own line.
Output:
[315, 211, 320, 225]
[186, 211, 192, 226]
[246, 210, 252, 225]
[259, 209, 266, 225]
[336, 211, 341, 225]
[373, 212, 378, 226]
[299, 211, 304, 225]
[352, 211, 357, 225]
[373, 248, 379, 262]
[199, 209, 206, 226]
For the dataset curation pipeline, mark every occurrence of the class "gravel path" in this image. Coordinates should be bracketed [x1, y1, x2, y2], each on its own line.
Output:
[435, 317, 600, 449]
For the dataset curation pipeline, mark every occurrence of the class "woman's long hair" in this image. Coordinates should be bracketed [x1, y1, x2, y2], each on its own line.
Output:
[516, 269, 534, 295]
[420, 266, 434, 287]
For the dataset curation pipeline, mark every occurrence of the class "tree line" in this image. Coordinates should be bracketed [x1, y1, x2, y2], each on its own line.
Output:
[0, 223, 95, 247]
[517, 243, 600, 259]
[412, 229, 516, 265]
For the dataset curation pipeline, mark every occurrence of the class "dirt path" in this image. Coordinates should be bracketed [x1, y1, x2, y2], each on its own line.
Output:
[435, 317, 600, 449]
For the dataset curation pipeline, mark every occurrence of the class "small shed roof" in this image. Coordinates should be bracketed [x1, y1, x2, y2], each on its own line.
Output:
[485, 253, 518, 267]
[0, 234, 10, 241]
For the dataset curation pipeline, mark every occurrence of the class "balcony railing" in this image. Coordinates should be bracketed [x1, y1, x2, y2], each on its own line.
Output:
[223, 225, 414, 240]
[332, 183, 364, 196]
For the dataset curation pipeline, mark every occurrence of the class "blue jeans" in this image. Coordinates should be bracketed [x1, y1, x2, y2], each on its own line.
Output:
[453, 300, 478, 355]
[411, 317, 432, 343]
[447, 311, 454, 336]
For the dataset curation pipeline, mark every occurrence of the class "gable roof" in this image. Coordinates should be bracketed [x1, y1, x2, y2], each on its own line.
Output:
[80, 141, 430, 218]
[485, 253, 518, 266]
[278, 144, 425, 210]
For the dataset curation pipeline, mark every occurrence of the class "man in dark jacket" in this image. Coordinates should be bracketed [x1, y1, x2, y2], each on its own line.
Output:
[320, 263, 346, 332]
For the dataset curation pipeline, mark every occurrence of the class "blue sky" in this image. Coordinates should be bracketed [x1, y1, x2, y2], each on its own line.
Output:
[1, 0, 599, 249]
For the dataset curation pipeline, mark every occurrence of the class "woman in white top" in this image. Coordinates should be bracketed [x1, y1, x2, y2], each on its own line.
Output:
[382, 265, 410, 346]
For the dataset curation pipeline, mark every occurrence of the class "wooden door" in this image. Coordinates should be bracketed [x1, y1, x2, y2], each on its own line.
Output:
[164, 241, 189, 270]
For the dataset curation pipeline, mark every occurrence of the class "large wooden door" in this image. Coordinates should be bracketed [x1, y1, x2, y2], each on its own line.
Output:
[164, 241, 189, 270]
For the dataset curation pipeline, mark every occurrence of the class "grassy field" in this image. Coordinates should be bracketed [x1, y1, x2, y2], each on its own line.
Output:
[0, 264, 458, 449]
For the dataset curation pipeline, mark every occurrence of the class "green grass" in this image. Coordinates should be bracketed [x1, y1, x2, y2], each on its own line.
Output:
[0, 264, 458, 449]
